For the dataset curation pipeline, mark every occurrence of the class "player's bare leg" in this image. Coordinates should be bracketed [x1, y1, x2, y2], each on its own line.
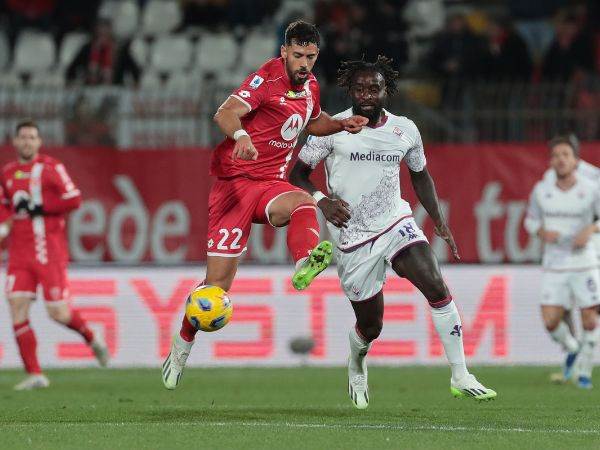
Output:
[542, 305, 579, 383]
[574, 306, 599, 389]
[267, 191, 332, 290]
[347, 293, 384, 409]
[392, 243, 496, 401]
[9, 296, 49, 390]
[45, 301, 109, 367]
[164, 255, 239, 390]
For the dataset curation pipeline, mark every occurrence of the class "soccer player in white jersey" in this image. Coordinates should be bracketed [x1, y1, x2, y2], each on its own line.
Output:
[290, 56, 497, 408]
[540, 135, 600, 384]
[525, 135, 600, 389]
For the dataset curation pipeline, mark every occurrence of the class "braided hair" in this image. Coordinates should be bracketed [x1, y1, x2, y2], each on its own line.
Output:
[337, 55, 400, 95]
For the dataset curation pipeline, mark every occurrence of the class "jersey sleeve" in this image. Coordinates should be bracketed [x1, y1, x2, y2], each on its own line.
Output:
[43, 162, 82, 214]
[309, 81, 322, 120]
[404, 121, 426, 172]
[0, 174, 12, 225]
[524, 185, 543, 235]
[298, 135, 334, 169]
[230, 70, 269, 112]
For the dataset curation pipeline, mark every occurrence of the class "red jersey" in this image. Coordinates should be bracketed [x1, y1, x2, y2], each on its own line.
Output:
[0, 154, 82, 266]
[210, 57, 322, 181]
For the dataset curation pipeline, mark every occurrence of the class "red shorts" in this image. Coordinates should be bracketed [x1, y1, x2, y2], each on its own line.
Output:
[207, 177, 304, 257]
[5, 261, 69, 302]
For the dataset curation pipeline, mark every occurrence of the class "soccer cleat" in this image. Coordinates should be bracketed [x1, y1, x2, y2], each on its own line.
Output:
[576, 376, 593, 389]
[450, 373, 497, 401]
[292, 240, 333, 290]
[550, 351, 579, 384]
[162, 335, 192, 390]
[91, 336, 109, 367]
[14, 374, 50, 391]
[348, 357, 369, 409]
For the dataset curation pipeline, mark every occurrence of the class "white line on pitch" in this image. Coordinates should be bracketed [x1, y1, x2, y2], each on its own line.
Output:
[1, 422, 599, 435]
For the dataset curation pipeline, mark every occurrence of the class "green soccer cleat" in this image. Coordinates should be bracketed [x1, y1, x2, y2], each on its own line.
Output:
[450, 374, 497, 401]
[291, 240, 333, 290]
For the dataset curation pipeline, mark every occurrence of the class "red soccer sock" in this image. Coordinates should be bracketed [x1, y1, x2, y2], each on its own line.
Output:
[13, 321, 42, 374]
[66, 310, 94, 344]
[287, 203, 320, 263]
[180, 314, 198, 342]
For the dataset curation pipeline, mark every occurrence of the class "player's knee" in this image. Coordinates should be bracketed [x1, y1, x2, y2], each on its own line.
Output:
[544, 318, 561, 332]
[204, 276, 233, 292]
[358, 321, 383, 342]
[47, 305, 70, 323]
[581, 312, 597, 331]
[424, 274, 449, 304]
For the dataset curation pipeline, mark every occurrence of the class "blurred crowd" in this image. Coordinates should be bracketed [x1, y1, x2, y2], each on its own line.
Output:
[0, 0, 598, 87]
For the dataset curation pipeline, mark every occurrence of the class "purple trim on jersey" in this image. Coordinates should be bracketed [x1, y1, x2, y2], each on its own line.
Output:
[366, 113, 388, 129]
[338, 214, 413, 253]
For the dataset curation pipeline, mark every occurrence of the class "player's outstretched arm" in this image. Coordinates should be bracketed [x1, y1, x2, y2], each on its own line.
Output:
[289, 160, 350, 228]
[409, 168, 460, 260]
[213, 96, 258, 161]
[305, 112, 369, 136]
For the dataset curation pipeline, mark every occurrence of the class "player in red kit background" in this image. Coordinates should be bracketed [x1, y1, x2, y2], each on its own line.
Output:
[162, 21, 368, 389]
[0, 120, 109, 390]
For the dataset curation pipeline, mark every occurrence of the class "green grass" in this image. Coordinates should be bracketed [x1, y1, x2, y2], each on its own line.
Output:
[0, 367, 599, 449]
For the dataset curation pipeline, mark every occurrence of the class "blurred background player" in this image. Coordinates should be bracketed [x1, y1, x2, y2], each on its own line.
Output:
[525, 135, 600, 389]
[161, 21, 368, 390]
[541, 135, 600, 383]
[0, 120, 108, 391]
[290, 56, 497, 407]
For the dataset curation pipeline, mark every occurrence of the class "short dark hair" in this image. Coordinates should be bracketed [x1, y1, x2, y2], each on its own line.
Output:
[549, 134, 580, 158]
[15, 119, 39, 135]
[337, 55, 401, 95]
[284, 21, 320, 47]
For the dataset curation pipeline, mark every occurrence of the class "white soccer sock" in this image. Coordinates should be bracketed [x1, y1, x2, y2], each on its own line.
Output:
[577, 328, 600, 379]
[549, 321, 579, 353]
[430, 301, 469, 381]
[348, 327, 371, 371]
[175, 333, 194, 351]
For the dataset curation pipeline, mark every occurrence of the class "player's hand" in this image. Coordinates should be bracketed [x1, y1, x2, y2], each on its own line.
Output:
[573, 225, 595, 249]
[435, 223, 460, 261]
[340, 116, 369, 134]
[538, 229, 560, 244]
[232, 135, 258, 161]
[317, 197, 351, 228]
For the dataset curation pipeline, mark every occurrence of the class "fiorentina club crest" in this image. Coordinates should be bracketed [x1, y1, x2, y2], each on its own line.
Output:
[393, 126, 403, 137]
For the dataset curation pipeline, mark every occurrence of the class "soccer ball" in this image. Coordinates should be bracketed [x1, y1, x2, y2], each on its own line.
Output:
[185, 285, 233, 332]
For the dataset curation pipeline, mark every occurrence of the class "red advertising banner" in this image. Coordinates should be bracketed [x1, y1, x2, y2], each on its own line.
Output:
[0, 143, 598, 263]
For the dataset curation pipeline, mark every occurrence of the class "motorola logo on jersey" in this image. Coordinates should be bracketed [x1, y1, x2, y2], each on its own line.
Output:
[281, 114, 304, 141]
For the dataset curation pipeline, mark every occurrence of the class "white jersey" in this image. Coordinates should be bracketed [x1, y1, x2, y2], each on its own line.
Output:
[525, 176, 600, 271]
[298, 108, 426, 250]
[543, 160, 600, 261]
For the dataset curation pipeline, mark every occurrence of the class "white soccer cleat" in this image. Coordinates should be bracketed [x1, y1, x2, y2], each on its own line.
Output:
[91, 336, 109, 367]
[14, 374, 50, 391]
[162, 335, 193, 390]
[348, 358, 369, 409]
[450, 373, 497, 401]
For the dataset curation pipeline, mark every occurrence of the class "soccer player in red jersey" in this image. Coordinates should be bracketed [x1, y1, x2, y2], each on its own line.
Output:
[162, 21, 368, 389]
[0, 120, 109, 390]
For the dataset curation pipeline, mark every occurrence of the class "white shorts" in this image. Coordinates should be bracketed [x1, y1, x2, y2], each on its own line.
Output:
[541, 269, 600, 310]
[336, 216, 428, 302]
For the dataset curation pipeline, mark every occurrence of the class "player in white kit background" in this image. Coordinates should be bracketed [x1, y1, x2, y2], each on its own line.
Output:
[525, 135, 600, 389]
[290, 55, 497, 408]
[541, 135, 600, 384]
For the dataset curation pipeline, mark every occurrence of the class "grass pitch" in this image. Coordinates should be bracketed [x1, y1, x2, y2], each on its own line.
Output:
[0, 366, 599, 449]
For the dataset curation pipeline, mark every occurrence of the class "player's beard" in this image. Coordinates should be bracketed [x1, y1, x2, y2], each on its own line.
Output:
[352, 103, 383, 124]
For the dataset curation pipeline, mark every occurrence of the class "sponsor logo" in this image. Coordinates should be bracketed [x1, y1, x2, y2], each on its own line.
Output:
[269, 139, 297, 149]
[280, 97, 286, 105]
[349, 151, 401, 163]
[450, 325, 462, 337]
[238, 90, 250, 98]
[286, 90, 307, 99]
[14, 170, 30, 179]
[281, 114, 304, 141]
[249, 75, 264, 89]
